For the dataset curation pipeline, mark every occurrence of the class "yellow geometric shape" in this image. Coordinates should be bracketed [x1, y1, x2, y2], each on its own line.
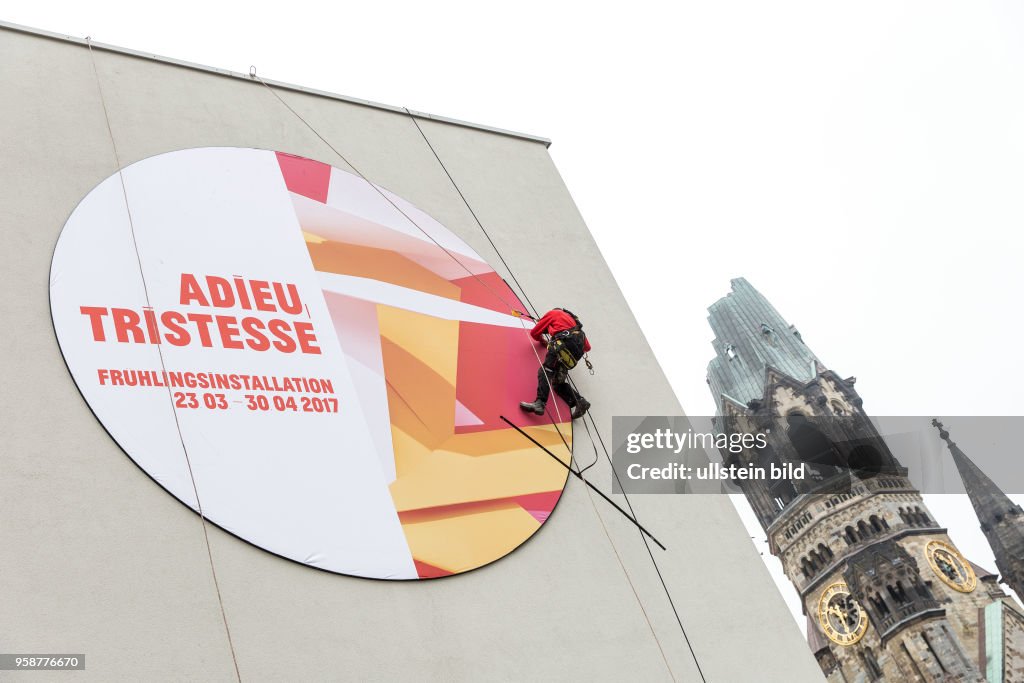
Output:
[437, 423, 572, 458]
[390, 425, 436, 480]
[401, 503, 541, 573]
[389, 437, 570, 512]
[385, 383, 446, 451]
[307, 240, 460, 300]
[378, 304, 459, 386]
[380, 336, 455, 441]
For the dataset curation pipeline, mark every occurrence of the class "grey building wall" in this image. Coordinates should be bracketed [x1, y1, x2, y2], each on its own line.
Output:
[0, 23, 823, 682]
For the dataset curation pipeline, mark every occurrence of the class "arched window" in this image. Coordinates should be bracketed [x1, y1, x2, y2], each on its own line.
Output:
[870, 515, 884, 533]
[848, 444, 884, 479]
[818, 543, 833, 561]
[887, 584, 908, 604]
[914, 506, 931, 526]
[788, 415, 843, 478]
[810, 550, 823, 570]
[870, 592, 890, 616]
[858, 519, 872, 538]
[845, 526, 858, 545]
[862, 647, 883, 680]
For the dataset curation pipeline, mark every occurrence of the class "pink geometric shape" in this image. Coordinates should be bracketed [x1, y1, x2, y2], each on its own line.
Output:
[513, 490, 562, 523]
[276, 152, 331, 203]
[451, 272, 513, 314]
[453, 321, 570, 434]
[454, 399, 484, 427]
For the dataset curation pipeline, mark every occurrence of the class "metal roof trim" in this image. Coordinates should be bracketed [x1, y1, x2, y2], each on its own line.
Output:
[0, 19, 553, 148]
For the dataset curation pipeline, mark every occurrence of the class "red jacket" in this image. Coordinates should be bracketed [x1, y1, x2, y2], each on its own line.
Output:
[530, 309, 592, 352]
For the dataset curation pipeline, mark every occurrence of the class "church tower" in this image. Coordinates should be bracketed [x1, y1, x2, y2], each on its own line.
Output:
[706, 279, 1009, 682]
[934, 419, 1024, 604]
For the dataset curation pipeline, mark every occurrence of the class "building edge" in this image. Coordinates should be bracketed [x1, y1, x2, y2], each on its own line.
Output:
[0, 19, 553, 149]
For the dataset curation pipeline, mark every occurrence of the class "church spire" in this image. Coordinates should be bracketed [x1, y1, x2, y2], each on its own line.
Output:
[707, 277, 821, 414]
[932, 419, 1024, 601]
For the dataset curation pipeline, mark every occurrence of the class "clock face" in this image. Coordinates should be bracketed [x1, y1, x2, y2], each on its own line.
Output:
[817, 582, 869, 646]
[926, 540, 977, 593]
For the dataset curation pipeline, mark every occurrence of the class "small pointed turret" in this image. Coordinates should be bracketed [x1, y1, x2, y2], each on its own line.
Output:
[933, 419, 1024, 602]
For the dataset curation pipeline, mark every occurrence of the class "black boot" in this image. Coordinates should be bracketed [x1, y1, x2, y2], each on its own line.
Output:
[571, 398, 591, 420]
[519, 399, 546, 415]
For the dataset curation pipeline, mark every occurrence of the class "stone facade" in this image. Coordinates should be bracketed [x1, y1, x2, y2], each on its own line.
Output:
[935, 421, 1024, 612]
[706, 279, 1019, 682]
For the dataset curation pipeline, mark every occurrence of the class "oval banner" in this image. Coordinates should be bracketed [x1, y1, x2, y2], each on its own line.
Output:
[50, 147, 571, 579]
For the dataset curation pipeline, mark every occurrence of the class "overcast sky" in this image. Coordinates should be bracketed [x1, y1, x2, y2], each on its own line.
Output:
[10, 1, 1024, 633]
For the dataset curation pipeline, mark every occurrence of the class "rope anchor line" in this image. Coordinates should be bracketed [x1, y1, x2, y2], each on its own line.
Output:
[500, 415, 666, 551]
[400, 99, 701, 681]
[251, 76, 701, 683]
[85, 38, 242, 683]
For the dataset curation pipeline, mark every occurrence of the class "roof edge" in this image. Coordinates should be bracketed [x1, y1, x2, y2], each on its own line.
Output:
[0, 19, 553, 148]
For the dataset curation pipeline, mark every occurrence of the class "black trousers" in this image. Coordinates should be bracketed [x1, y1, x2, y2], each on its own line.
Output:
[535, 335, 584, 406]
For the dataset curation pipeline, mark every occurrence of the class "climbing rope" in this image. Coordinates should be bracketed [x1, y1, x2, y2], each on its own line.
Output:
[404, 108, 539, 320]
[578, 398, 707, 683]
[577, 413, 601, 474]
[401, 109, 704, 682]
[86, 39, 243, 683]
[250, 68, 582, 476]
[504, 319, 677, 680]
[249, 71, 705, 683]
[500, 417, 665, 550]
[248, 68, 522, 318]
[400, 109, 584, 464]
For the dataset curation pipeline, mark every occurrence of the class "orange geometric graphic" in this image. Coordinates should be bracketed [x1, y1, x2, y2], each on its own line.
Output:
[278, 152, 572, 577]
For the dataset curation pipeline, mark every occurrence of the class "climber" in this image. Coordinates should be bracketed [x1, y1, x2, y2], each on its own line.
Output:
[519, 308, 592, 420]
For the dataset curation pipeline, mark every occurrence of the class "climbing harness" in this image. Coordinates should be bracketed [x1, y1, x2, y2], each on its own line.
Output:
[550, 333, 582, 370]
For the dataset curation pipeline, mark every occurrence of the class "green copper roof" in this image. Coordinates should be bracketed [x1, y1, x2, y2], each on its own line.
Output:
[707, 278, 820, 413]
